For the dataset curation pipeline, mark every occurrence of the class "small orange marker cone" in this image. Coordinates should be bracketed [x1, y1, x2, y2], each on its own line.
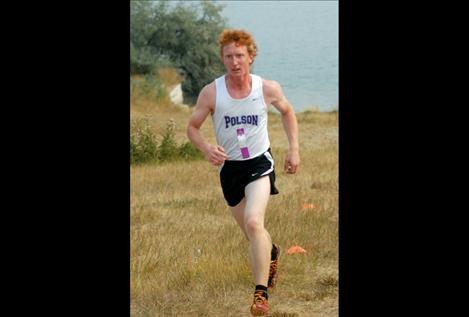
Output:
[302, 203, 315, 209]
[287, 246, 307, 255]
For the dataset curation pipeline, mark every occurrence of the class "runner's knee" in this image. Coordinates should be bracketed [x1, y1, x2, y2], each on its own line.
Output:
[245, 217, 264, 237]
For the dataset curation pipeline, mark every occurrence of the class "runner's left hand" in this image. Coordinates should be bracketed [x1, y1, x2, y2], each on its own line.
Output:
[284, 149, 300, 174]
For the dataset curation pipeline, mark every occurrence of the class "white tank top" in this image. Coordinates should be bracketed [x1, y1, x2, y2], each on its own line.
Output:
[212, 74, 270, 161]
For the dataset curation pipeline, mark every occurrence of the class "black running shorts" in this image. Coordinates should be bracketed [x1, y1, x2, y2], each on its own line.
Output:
[219, 148, 279, 207]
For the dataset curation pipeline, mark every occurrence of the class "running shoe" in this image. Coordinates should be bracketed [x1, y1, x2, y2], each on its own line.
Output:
[250, 290, 270, 316]
[268, 244, 280, 288]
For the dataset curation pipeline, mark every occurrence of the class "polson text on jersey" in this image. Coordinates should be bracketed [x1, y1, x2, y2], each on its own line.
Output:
[224, 115, 258, 128]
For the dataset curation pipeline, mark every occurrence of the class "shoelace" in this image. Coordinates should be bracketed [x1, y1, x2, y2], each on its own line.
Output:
[253, 291, 267, 304]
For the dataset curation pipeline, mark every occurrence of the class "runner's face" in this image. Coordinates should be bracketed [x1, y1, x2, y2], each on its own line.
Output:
[222, 43, 253, 77]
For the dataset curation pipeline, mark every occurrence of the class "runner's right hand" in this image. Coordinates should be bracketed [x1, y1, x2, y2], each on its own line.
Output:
[206, 145, 228, 166]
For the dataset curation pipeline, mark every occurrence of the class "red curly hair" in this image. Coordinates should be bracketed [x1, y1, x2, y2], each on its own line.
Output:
[218, 29, 258, 60]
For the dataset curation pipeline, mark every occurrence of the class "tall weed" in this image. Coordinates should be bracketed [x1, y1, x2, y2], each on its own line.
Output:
[130, 117, 158, 164]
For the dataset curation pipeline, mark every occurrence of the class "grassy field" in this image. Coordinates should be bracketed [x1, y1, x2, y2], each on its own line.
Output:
[130, 87, 338, 316]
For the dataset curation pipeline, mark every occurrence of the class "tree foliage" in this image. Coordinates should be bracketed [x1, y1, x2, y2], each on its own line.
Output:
[131, 1, 228, 103]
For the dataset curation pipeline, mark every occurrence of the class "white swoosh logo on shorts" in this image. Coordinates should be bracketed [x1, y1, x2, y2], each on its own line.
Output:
[252, 173, 258, 177]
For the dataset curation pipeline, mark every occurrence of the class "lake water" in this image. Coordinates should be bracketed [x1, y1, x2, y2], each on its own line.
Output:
[219, 1, 338, 112]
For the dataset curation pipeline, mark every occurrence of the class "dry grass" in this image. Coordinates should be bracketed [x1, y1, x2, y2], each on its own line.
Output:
[131, 85, 338, 316]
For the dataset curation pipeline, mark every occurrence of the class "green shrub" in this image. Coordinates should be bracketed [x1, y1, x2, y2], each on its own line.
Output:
[178, 142, 205, 160]
[158, 119, 179, 161]
[131, 118, 205, 165]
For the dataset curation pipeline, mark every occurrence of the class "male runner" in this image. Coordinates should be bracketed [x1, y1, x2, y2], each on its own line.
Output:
[187, 29, 300, 316]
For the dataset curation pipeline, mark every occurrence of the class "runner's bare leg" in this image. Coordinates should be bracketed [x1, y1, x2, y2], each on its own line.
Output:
[244, 176, 272, 286]
[230, 197, 249, 240]
[229, 176, 272, 286]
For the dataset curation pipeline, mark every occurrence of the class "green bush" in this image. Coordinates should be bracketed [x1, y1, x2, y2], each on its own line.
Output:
[131, 118, 205, 165]
[158, 119, 179, 161]
[178, 142, 205, 160]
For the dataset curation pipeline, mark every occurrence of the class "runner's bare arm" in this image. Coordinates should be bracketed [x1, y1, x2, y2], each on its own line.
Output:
[187, 84, 228, 166]
[264, 80, 300, 174]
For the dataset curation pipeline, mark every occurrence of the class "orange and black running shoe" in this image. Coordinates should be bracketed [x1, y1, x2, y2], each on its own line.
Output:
[268, 244, 280, 288]
[250, 290, 270, 316]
